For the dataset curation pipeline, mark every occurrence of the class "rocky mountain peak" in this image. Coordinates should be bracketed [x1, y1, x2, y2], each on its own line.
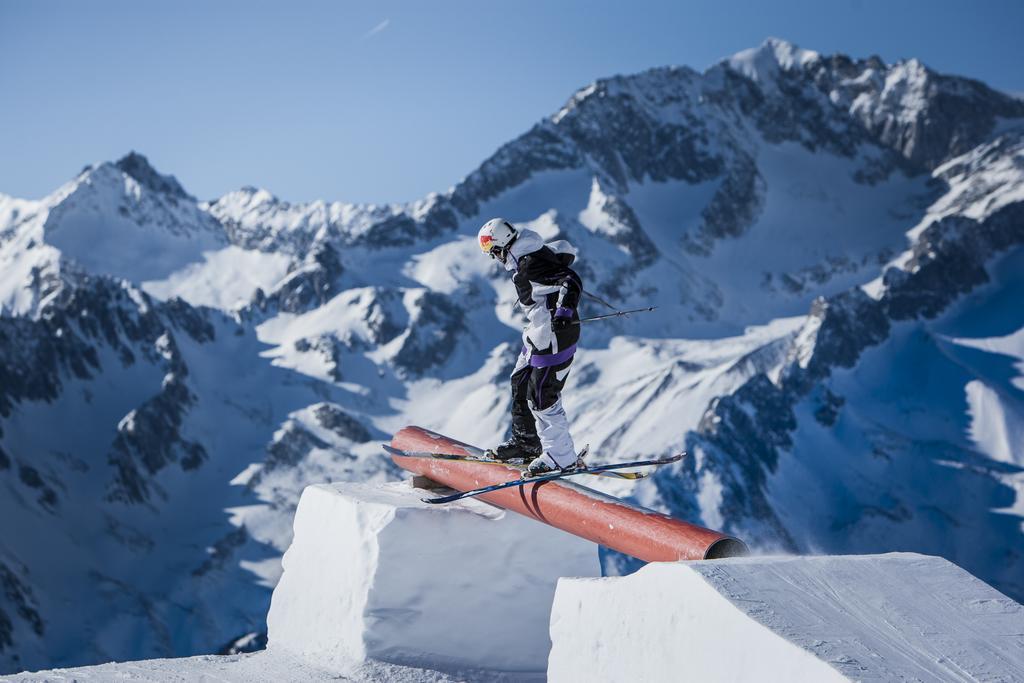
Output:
[724, 37, 821, 86]
[114, 152, 192, 200]
[807, 53, 1024, 169]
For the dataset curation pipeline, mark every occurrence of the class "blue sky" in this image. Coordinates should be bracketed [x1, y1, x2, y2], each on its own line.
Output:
[2, 0, 1023, 204]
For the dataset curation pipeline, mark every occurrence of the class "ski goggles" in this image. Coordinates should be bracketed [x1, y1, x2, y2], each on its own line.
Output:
[478, 233, 496, 254]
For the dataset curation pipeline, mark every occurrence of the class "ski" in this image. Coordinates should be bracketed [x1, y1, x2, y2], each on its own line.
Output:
[381, 444, 648, 480]
[419, 453, 685, 504]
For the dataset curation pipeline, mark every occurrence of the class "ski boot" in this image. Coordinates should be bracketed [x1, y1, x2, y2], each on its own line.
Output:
[488, 437, 542, 463]
[526, 447, 587, 477]
[525, 452, 562, 476]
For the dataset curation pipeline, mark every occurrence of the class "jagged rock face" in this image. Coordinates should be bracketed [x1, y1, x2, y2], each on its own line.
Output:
[391, 291, 466, 376]
[591, 190, 659, 267]
[312, 403, 371, 442]
[685, 152, 765, 256]
[816, 57, 1024, 169]
[108, 360, 207, 504]
[252, 405, 373, 488]
[355, 203, 460, 248]
[360, 288, 407, 346]
[0, 275, 218, 508]
[724, 40, 1024, 170]
[787, 289, 891, 388]
[450, 122, 584, 217]
[553, 69, 725, 190]
[0, 562, 43, 669]
[887, 202, 1024, 319]
[1, 275, 208, 413]
[115, 152, 192, 200]
[290, 335, 344, 381]
[267, 423, 329, 471]
[249, 243, 344, 316]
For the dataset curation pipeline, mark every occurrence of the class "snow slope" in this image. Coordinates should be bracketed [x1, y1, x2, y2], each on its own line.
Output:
[141, 246, 292, 311]
[550, 553, 1024, 682]
[679, 237, 1024, 599]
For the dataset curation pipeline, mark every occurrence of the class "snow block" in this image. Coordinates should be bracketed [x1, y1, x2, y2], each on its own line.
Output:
[549, 553, 1024, 682]
[267, 481, 599, 676]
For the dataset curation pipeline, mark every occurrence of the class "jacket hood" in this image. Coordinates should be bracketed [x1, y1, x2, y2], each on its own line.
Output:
[505, 228, 545, 271]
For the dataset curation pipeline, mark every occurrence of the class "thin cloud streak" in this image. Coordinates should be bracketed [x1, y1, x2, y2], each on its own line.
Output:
[363, 18, 390, 40]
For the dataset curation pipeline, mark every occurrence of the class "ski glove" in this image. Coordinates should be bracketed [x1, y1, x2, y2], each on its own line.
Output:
[552, 306, 574, 331]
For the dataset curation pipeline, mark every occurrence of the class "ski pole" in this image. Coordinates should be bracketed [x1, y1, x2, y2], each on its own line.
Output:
[582, 289, 619, 312]
[572, 306, 657, 325]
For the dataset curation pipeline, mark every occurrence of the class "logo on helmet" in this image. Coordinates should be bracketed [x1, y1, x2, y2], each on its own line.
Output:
[478, 218, 516, 261]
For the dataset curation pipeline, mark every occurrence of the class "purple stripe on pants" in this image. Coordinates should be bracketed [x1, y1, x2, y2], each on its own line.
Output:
[529, 343, 577, 368]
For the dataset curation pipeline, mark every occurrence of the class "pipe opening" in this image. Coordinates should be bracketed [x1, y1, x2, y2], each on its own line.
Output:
[704, 537, 749, 559]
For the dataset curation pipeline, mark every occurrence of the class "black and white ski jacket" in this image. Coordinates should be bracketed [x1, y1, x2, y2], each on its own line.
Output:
[503, 229, 583, 354]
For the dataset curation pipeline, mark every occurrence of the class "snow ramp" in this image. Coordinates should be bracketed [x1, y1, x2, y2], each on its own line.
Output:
[549, 553, 1024, 682]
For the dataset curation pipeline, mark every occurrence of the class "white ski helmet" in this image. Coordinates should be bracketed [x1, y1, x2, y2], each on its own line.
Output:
[477, 218, 517, 256]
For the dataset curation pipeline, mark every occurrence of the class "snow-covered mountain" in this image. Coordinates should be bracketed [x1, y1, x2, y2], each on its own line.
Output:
[2, 38, 1023, 674]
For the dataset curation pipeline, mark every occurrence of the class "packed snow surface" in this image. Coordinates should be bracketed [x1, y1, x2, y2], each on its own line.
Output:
[267, 481, 598, 676]
[549, 553, 1024, 682]
[6, 650, 465, 683]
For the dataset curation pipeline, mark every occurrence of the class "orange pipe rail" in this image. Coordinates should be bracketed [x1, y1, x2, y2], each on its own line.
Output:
[390, 425, 747, 561]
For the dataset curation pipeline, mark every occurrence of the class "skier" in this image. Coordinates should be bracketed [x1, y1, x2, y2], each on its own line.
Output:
[477, 218, 583, 475]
